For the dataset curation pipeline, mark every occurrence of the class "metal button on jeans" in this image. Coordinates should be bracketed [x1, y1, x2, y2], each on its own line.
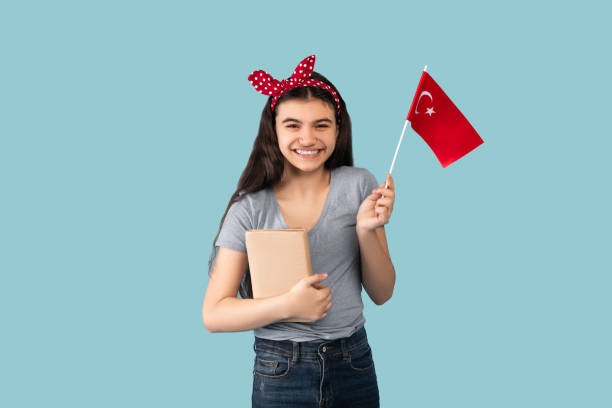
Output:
[322, 346, 327, 352]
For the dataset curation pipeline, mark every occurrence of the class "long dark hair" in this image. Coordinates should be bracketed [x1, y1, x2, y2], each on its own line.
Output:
[208, 71, 354, 298]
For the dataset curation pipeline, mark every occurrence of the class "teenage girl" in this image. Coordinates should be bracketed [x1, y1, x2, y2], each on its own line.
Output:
[203, 55, 396, 408]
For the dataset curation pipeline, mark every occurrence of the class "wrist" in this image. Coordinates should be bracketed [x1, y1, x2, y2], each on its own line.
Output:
[356, 225, 376, 236]
[277, 292, 294, 321]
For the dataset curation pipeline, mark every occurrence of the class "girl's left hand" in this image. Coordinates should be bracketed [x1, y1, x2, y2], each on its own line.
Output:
[356, 173, 395, 233]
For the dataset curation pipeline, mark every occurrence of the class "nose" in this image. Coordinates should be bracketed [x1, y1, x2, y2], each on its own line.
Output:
[299, 128, 317, 146]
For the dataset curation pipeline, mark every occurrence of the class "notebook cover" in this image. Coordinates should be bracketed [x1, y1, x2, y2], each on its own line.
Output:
[245, 229, 313, 299]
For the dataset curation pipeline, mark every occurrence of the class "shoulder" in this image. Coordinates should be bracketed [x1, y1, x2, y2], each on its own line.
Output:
[226, 187, 271, 220]
[333, 165, 379, 200]
[334, 164, 375, 178]
[334, 165, 378, 188]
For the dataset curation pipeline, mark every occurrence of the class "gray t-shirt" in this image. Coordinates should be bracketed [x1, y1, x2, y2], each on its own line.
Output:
[208, 165, 379, 341]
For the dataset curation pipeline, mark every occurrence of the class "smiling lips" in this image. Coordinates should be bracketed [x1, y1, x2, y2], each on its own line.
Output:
[293, 148, 323, 158]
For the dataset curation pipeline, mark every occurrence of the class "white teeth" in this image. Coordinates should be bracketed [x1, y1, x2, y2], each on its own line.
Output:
[295, 149, 320, 155]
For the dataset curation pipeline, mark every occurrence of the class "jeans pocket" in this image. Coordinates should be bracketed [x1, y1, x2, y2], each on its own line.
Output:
[348, 342, 375, 372]
[253, 350, 292, 380]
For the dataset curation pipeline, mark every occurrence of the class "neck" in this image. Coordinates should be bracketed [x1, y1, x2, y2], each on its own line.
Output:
[275, 165, 330, 201]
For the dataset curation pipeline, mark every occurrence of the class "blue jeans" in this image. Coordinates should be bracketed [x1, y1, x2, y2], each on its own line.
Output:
[252, 325, 379, 407]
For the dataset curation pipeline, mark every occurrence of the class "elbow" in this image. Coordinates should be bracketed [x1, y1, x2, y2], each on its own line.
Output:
[203, 318, 216, 333]
[202, 308, 219, 333]
[374, 286, 394, 306]
[203, 297, 236, 333]
[376, 271, 396, 305]
[373, 294, 392, 306]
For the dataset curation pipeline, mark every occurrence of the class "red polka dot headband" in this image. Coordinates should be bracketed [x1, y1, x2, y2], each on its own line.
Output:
[247, 55, 341, 116]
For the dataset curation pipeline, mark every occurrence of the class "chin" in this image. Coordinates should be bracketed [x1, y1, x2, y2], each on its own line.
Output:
[286, 159, 327, 173]
[292, 163, 324, 173]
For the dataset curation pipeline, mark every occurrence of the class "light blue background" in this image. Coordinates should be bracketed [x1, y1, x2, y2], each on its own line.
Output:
[1, 0, 610, 406]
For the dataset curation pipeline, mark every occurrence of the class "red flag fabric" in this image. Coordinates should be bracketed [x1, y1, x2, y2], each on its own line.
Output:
[407, 71, 483, 168]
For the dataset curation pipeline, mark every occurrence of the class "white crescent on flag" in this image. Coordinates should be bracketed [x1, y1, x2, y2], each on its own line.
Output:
[414, 91, 433, 114]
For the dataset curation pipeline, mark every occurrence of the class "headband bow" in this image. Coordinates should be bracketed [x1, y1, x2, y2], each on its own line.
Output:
[247, 55, 341, 116]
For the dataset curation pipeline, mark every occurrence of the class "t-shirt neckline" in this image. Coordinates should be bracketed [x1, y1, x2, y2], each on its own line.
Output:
[271, 167, 336, 236]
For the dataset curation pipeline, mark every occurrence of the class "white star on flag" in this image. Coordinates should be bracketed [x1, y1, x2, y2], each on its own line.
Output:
[426, 107, 435, 116]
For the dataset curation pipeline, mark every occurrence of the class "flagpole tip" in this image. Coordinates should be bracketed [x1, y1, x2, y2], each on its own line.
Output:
[424, 65, 428, 72]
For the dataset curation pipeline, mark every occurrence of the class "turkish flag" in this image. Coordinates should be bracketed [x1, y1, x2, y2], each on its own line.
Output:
[407, 71, 484, 168]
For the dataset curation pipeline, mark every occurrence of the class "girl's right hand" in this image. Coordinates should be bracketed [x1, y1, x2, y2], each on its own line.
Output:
[283, 273, 332, 322]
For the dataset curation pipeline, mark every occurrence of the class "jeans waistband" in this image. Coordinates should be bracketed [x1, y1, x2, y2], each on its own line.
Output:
[253, 326, 368, 360]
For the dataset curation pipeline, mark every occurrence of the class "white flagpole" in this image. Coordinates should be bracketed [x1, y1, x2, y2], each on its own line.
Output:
[385, 120, 408, 189]
[385, 65, 427, 189]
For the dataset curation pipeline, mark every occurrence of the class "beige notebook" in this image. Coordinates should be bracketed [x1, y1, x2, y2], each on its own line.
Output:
[245, 228, 313, 299]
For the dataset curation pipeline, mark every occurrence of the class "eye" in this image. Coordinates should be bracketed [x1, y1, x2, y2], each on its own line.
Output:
[316, 124, 329, 128]
[286, 124, 299, 128]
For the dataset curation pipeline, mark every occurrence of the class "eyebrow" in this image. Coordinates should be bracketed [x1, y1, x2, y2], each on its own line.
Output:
[281, 118, 333, 124]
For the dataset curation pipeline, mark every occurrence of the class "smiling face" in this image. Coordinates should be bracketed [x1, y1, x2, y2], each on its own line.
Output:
[274, 98, 339, 175]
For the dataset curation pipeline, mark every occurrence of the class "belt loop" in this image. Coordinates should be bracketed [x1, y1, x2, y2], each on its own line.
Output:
[292, 341, 299, 364]
[341, 338, 349, 362]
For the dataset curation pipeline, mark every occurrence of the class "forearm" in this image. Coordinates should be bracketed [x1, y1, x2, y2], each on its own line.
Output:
[204, 294, 291, 332]
[357, 227, 396, 305]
